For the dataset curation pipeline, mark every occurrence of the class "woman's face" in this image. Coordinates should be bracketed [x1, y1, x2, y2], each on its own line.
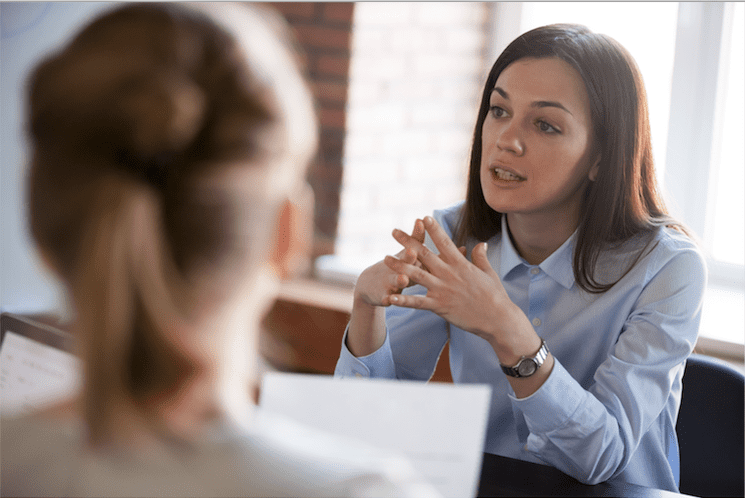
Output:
[480, 56, 599, 225]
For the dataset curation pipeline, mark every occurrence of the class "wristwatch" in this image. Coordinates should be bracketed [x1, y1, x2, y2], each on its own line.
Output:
[500, 339, 549, 378]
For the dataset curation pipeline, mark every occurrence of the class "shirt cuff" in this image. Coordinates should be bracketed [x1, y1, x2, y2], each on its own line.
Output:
[334, 325, 397, 379]
[509, 358, 588, 435]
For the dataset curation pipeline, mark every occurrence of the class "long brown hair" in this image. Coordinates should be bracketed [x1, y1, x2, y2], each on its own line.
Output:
[27, 3, 316, 444]
[456, 24, 688, 293]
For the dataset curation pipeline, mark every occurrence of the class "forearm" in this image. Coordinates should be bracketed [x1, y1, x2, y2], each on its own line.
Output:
[483, 302, 554, 399]
[515, 359, 628, 484]
[346, 298, 387, 357]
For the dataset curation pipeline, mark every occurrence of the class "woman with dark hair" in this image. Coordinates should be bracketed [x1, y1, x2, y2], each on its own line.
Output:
[336, 24, 706, 492]
[1, 3, 436, 497]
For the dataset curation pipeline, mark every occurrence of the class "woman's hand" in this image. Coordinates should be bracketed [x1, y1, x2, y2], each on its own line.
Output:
[347, 218, 468, 358]
[346, 219, 428, 357]
[353, 219, 426, 308]
[382, 216, 531, 352]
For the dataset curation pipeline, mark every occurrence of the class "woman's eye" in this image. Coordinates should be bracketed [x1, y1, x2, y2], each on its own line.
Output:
[489, 106, 508, 118]
[537, 120, 559, 134]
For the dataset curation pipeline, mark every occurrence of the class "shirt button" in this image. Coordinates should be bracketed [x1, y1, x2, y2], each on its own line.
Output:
[530, 267, 540, 275]
[532, 317, 542, 327]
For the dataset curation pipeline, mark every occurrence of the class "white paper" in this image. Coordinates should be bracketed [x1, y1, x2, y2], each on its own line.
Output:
[260, 373, 491, 498]
[0, 331, 81, 416]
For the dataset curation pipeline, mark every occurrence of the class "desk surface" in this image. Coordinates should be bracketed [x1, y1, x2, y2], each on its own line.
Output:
[478, 453, 690, 497]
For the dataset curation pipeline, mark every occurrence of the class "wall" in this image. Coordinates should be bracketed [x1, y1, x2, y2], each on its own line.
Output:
[331, 2, 490, 273]
[269, 2, 356, 258]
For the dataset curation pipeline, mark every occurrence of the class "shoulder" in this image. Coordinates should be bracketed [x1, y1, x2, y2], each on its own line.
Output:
[597, 226, 706, 290]
[647, 227, 707, 284]
[1, 416, 80, 496]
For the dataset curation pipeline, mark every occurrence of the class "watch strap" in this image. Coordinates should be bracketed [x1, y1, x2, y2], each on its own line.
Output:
[500, 339, 549, 378]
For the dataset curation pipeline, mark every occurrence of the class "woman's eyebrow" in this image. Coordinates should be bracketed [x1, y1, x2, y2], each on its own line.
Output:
[492, 86, 573, 116]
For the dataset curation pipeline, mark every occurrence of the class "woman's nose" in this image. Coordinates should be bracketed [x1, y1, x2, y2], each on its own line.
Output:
[495, 123, 524, 156]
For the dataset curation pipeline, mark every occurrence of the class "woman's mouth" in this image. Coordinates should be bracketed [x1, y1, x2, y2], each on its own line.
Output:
[491, 167, 526, 182]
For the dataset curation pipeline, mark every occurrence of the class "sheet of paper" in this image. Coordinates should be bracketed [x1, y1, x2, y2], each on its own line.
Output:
[260, 373, 491, 498]
[0, 331, 81, 416]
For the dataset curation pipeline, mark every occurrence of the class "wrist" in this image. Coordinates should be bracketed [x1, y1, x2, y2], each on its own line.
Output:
[500, 339, 549, 378]
[347, 297, 387, 357]
[352, 292, 381, 312]
[488, 305, 541, 366]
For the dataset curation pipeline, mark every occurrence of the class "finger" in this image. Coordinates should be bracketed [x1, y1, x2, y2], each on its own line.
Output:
[393, 272, 410, 290]
[422, 216, 463, 263]
[411, 218, 425, 244]
[471, 242, 497, 276]
[401, 247, 417, 265]
[459, 246, 467, 257]
[385, 292, 435, 310]
[383, 254, 436, 288]
[391, 228, 448, 274]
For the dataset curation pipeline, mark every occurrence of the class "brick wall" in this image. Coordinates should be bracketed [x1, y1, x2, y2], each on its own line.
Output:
[268, 2, 356, 257]
[334, 3, 490, 270]
[268, 2, 491, 271]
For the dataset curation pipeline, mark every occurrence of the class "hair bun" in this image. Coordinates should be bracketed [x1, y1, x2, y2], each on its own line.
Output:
[119, 71, 206, 159]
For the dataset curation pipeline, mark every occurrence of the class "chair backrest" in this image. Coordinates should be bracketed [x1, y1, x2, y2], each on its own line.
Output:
[676, 353, 744, 497]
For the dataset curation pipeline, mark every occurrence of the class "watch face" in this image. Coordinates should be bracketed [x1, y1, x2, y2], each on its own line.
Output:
[517, 360, 537, 377]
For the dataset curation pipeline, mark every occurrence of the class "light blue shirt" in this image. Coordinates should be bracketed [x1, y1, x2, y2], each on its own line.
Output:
[335, 202, 707, 492]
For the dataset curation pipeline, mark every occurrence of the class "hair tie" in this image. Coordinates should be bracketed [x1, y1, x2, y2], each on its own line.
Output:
[141, 154, 174, 190]
[114, 149, 173, 190]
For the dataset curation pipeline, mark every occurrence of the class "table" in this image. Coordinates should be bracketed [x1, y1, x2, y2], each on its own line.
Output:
[478, 453, 692, 497]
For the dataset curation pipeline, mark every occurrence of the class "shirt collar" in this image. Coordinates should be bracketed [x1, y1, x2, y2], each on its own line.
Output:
[498, 215, 577, 289]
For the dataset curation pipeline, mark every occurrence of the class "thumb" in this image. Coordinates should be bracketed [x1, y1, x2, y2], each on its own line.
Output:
[472, 242, 496, 275]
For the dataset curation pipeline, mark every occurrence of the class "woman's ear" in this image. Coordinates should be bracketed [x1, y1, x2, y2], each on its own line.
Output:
[37, 247, 61, 278]
[268, 186, 314, 280]
[588, 155, 601, 182]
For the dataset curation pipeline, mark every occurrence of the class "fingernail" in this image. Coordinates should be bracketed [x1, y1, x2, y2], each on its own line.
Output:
[424, 216, 433, 225]
[389, 295, 399, 303]
[483, 242, 488, 252]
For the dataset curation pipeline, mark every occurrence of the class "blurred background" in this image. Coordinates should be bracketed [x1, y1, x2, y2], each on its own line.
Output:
[2, 2, 743, 377]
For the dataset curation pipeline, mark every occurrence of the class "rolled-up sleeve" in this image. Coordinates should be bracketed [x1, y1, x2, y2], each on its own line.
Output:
[511, 244, 707, 485]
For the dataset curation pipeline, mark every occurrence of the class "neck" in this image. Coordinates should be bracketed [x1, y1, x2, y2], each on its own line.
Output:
[158, 267, 278, 437]
[77, 311, 263, 450]
[506, 210, 580, 265]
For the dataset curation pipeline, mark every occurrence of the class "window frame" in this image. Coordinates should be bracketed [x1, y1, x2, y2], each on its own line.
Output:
[664, 2, 744, 356]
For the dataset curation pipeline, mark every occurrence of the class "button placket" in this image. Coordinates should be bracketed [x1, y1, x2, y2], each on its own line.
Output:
[527, 266, 547, 333]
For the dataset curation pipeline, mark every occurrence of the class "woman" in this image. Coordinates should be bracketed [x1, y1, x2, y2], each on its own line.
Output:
[1, 4, 436, 497]
[336, 24, 706, 492]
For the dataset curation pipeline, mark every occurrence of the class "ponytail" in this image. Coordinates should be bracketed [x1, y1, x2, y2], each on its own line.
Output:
[73, 176, 192, 444]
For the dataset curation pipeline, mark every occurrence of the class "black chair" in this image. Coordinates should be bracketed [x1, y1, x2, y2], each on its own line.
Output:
[676, 353, 744, 497]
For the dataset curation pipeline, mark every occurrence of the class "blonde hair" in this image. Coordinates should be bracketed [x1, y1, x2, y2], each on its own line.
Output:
[27, 3, 316, 444]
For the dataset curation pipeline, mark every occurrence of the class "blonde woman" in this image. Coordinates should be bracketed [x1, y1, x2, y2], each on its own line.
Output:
[1, 4, 435, 497]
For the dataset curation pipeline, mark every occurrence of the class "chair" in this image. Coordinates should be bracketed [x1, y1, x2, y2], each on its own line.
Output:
[676, 353, 745, 497]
